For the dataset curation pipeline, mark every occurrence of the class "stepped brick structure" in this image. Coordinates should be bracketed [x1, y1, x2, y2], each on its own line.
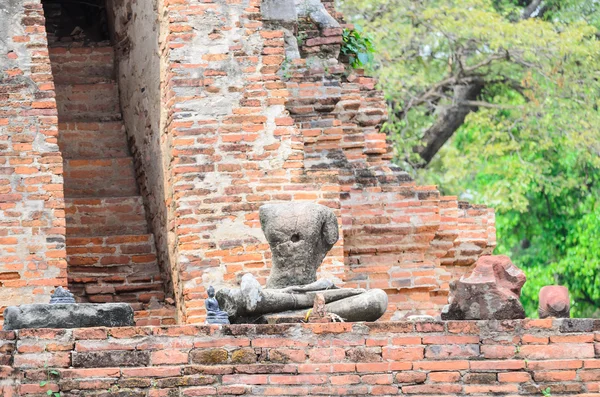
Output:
[0, 0, 495, 326]
[49, 45, 175, 326]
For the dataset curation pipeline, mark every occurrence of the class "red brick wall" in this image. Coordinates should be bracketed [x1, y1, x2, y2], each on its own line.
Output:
[1, 319, 599, 396]
[279, 11, 496, 319]
[161, 0, 346, 324]
[0, 0, 498, 325]
[0, 1, 67, 318]
[107, 0, 177, 308]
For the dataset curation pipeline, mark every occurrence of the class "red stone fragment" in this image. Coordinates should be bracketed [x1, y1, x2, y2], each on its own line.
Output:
[441, 255, 526, 320]
[539, 285, 570, 318]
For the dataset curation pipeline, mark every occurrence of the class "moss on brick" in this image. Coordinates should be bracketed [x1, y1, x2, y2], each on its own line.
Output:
[157, 375, 216, 388]
[118, 378, 152, 388]
[190, 348, 228, 365]
[231, 348, 257, 364]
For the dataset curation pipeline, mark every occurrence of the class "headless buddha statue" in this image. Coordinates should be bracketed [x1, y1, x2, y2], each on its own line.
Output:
[216, 203, 388, 324]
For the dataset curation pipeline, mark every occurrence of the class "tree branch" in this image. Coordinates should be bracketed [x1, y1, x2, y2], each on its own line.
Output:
[521, 0, 545, 20]
[457, 100, 523, 109]
[413, 80, 485, 167]
[387, 1, 546, 167]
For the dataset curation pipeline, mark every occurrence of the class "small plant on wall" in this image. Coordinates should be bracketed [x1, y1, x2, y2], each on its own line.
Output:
[39, 365, 60, 397]
[341, 26, 375, 69]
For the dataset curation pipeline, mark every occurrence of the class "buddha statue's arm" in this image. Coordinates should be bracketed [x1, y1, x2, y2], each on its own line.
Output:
[278, 278, 339, 294]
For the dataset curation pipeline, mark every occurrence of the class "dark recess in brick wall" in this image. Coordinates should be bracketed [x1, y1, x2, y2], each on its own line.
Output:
[42, 0, 109, 45]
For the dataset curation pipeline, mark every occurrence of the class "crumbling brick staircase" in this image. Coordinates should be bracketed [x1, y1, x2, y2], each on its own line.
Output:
[49, 44, 175, 325]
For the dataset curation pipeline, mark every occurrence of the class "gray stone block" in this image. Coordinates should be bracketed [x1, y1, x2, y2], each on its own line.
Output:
[261, 0, 297, 22]
[559, 318, 594, 333]
[72, 350, 150, 368]
[2, 303, 134, 331]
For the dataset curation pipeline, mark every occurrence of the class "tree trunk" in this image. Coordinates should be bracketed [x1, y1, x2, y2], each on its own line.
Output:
[522, 0, 544, 19]
[414, 82, 484, 166]
[410, 0, 541, 166]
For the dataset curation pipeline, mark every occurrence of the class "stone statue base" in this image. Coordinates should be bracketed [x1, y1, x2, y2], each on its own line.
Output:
[261, 311, 307, 324]
[3, 303, 134, 331]
[206, 312, 230, 325]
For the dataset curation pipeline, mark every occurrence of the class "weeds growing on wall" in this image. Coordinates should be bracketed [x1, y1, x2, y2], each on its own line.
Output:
[341, 26, 375, 69]
[39, 364, 60, 397]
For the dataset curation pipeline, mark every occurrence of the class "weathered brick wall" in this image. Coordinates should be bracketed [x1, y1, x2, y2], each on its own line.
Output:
[274, 6, 496, 319]
[102, 0, 180, 326]
[0, 319, 599, 396]
[0, 0, 498, 325]
[107, 0, 176, 303]
[161, 0, 345, 324]
[0, 1, 66, 318]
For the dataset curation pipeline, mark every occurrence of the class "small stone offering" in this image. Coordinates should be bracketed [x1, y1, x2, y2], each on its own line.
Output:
[49, 286, 76, 304]
[538, 285, 570, 318]
[306, 293, 330, 323]
[205, 286, 230, 325]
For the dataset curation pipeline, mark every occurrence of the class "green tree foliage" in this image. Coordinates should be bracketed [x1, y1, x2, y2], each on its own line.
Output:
[338, 0, 600, 317]
[341, 27, 375, 68]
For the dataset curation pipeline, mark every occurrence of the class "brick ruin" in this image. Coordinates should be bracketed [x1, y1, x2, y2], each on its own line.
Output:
[0, 0, 495, 326]
[2, 2, 600, 397]
[1, 319, 600, 396]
